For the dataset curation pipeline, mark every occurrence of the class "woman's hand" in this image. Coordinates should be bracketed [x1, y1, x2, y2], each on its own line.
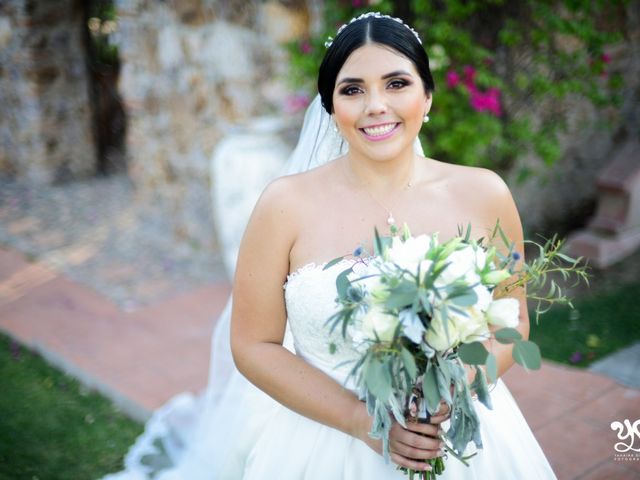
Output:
[351, 401, 450, 472]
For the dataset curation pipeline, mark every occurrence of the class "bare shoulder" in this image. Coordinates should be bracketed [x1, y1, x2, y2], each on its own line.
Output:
[431, 159, 509, 196]
[424, 158, 522, 241]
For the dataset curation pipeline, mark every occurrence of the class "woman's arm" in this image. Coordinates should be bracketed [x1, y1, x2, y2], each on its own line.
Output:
[467, 169, 530, 383]
[230, 177, 443, 472]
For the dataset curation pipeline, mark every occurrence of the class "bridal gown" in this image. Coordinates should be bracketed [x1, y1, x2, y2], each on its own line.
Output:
[236, 258, 557, 479]
[107, 256, 556, 480]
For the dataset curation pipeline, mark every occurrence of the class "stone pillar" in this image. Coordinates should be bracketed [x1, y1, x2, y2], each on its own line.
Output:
[0, 0, 95, 183]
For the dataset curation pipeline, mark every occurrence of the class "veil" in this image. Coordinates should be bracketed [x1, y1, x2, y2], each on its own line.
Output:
[104, 95, 424, 480]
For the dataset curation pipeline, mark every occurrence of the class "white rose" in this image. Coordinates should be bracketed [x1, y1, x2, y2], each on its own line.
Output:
[436, 245, 481, 287]
[473, 284, 493, 311]
[362, 305, 399, 342]
[424, 309, 460, 351]
[455, 307, 491, 343]
[486, 298, 520, 328]
[387, 234, 433, 271]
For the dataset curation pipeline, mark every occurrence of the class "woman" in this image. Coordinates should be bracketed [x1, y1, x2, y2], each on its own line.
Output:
[108, 13, 556, 480]
[230, 12, 556, 479]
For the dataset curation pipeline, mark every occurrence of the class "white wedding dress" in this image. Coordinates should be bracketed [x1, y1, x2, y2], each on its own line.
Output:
[235, 259, 557, 479]
[105, 96, 556, 479]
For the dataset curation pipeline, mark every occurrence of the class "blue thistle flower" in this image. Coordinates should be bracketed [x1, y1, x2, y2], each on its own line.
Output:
[512, 252, 521, 261]
[353, 246, 363, 257]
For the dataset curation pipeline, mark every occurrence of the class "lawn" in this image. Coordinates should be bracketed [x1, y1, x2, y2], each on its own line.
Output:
[0, 334, 143, 480]
[529, 279, 640, 368]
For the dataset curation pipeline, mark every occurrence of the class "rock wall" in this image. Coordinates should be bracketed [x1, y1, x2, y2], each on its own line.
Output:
[113, 0, 309, 251]
[507, 3, 640, 238]
[0, 0, 95, 183]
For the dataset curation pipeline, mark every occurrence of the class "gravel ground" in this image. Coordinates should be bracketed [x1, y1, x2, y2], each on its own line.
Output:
[0, 174, 227, 310]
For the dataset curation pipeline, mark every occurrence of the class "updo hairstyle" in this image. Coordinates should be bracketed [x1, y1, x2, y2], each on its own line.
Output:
[317, 16, 435, 115]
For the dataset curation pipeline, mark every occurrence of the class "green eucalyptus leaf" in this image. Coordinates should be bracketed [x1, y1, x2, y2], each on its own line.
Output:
[494, 327, 522, 344]
[448, 287, 478, 307]
[335, 268, 353, 301]
[486, 353, 498, 383]
[400, 347, 417, 379]
[458, 342, 489, 365]
[323, 256, 345, 270]
[365, 358, 392, 401]
[471, 366, 493, 410]
[513, 341, 542, 370]
[422, 367, 441, 415]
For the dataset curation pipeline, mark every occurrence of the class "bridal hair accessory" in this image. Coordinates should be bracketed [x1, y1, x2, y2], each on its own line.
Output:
[423, 114, 430, 123]
[324, 12, 423, 48]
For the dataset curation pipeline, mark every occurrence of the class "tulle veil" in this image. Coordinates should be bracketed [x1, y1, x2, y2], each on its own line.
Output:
[104, 95, 424, 479]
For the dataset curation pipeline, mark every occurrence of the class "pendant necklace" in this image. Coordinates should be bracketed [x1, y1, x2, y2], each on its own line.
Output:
[344, 158, 415, 227]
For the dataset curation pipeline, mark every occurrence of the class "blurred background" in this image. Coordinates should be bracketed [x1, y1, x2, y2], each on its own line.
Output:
[0, 0, 639, 478]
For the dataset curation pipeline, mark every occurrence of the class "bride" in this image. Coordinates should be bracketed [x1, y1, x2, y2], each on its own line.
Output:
[108, 12, 556, 480]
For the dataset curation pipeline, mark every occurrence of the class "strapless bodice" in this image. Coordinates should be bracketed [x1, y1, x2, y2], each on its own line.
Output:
[284, 259, 367, 386]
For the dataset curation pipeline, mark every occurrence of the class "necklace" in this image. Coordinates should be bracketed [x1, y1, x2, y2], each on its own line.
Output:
[343, 158, 415, 226]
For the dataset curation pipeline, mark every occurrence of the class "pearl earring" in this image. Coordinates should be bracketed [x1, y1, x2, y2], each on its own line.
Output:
[423, 114, 430, 123]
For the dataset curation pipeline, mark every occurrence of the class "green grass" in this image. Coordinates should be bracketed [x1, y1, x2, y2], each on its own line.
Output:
[529, 280, 640, 368]
[0, 334, 143, 480]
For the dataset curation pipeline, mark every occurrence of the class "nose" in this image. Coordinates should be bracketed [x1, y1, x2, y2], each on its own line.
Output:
[363, 88, 387, 116]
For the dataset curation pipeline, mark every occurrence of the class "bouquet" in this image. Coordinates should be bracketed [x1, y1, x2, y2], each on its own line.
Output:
[325, 222, 588, 479]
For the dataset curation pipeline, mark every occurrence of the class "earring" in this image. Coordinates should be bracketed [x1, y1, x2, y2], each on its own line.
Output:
[423, 114, 430, 123]
[331, 117, 339, 133]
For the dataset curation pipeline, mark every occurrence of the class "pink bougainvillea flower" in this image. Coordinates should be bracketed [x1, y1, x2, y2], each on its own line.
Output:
[470, 87, 502, 117]
[446, 70, 460, 88]
[462, 65, 476, 87]
[601, 53, 611, 64]
[352, 0, 363, 7]
[299, 41, 312, 54]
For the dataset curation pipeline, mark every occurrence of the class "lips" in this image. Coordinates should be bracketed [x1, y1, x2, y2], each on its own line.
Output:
[361, 122, 399, 137]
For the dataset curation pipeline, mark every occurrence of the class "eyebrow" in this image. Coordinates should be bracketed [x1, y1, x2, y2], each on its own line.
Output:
[336, 70, 414, 86]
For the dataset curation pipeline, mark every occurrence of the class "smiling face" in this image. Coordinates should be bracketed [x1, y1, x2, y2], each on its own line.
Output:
[332, 43, 432, 163]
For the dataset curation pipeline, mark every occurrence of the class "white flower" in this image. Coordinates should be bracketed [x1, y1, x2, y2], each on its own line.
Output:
[486, 298, 520, 328]
[387, 234, 433, 271]
[399, 310, 426, 344]
[362, 305, 399, 342]
[425, 309, 460, 351]
[456, 307, 491, 343]
[436, 245, 482, 287]
[473, 284, 493, 311]
[425, 305, 491, 351]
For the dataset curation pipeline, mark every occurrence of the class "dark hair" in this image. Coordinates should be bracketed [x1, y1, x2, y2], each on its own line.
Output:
[318, 17, 435, 114]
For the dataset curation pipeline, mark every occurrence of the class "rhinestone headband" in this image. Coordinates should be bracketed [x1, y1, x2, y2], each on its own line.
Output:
[324, 12, 422, 48]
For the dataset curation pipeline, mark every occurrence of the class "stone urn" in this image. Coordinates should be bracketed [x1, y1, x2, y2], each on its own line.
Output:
[209, 117, 292, 278]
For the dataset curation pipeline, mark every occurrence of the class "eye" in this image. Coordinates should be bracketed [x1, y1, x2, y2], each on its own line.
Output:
[340, 85, 363, 96]
[388, 79, 410, 89]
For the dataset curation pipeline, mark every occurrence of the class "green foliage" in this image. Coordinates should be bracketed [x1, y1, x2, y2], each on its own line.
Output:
[530, 280, 640, 368]
[287, 0, 624, 174]
[0, 334, 142, 479]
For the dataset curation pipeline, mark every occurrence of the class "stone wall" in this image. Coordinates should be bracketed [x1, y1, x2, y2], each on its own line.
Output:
[0, 0, 95, 183]
[113, 0, 309, 251]
[506, 3, 640, 237]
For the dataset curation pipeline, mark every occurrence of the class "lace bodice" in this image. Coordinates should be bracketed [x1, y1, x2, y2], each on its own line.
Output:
[284, 258, 369, 386]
